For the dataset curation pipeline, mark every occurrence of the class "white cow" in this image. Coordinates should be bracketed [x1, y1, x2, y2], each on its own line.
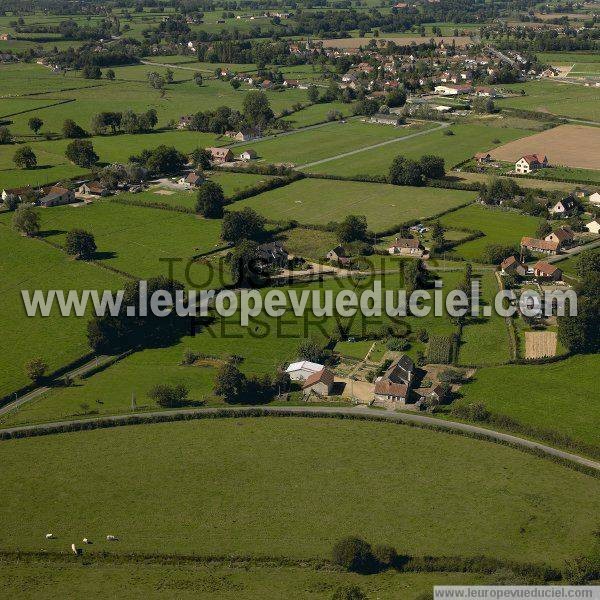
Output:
[45, 533, 55, 539]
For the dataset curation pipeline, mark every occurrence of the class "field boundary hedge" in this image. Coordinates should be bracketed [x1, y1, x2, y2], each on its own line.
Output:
[109, 196, 194, 214]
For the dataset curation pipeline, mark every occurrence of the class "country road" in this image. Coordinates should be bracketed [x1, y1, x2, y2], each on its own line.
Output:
[1, 405, 598, 472]
[0, 355, 112, 418]
[297, 121, 449, 169]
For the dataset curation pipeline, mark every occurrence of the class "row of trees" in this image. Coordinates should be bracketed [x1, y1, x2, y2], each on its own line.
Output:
[91, 109, 158, 135]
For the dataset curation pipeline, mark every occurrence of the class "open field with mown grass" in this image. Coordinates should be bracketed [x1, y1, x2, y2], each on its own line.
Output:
[0, 222, 123, 399]
[282, 102, 351, 127]
[439, 205, 541, 262]
[0, 202, 225, 280]
[456, 354, 600, 450]
[304, 122, 534, 177]
[457, 272, 511, 366]
[1, 418, 598, 564]
[496, 81, 600, 122]
[0, 558, 494, 600]
[229, 178, 476, 231]
[234, 120, 429, 167]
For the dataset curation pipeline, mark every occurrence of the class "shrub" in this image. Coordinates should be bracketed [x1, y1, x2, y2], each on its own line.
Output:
[332, 537, 375, 573]
[64, 229, 97, 259]
[24, 357, 47, 383]
[427, 335, 455, 364]
[387, 337, 409, 351]
[331, 585, 367, 600]
[147, 384, 189, 408]
[373, 543, 398, 568]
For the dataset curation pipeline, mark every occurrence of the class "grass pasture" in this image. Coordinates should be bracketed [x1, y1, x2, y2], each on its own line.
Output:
[0, 224, 123, 398]
[439, 204, 541, 261]
[1, 201, 225, 280]
[229, 178, 476, 232]
[305, 123, 534, 178]
[456, 354, 600, 450]
[0, 418, 598, 564]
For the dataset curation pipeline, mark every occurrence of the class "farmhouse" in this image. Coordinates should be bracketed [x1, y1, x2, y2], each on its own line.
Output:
[38, 185, 75, 207]
[177, 115, 193, 129]
[225, 129, 257, 142]
[520, 237, 560, 255]
[208, 147, 234, 163]
[78, 182, 110, 196]
[388, 237, 425, 257]
[474, 86, 498, 98]
[474, 152, 492, 164]
[587, 192, 600, 206]
[533, 261, 562, 281]
[500, 255, 527, 276]
[283, 79, 300, 88]
[256, 241, 288, 270]
[549, 196, 578, 217]
[327, 245, 349, 264]
[178, 171, 205, 188]
[240, 149, 257, 161]
[302, 368, 334, 397]
[515, 154, 548, 174]
[285, 360, 325, 382]
[2, 186, 35, 203]
[373, 355, 414, 408]
[585, 220, 600, 234]
[434, 83, 472, 96]
[544, 227, 574, 249]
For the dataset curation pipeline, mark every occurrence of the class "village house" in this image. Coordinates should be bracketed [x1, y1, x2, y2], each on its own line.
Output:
[533, 261, 562, 281]
[585, 220, 600, 235]
[475, 86, 498, 98]
[208, 147, 234, 164]
[514, 154, 548, 174]
[474, 152, 492, 164]
[285, 360, 325, 382]
[373, 355, 414, 408]
[240, 149, 257, 161]
[225, 129, 257, 142]
[302, 368, 334, 397]
[1, 186, 35, 203]
[283, 79, 300, 88]
[388, 237, 425, 257]
[370, 113, 402, 126]
[544, 227, 574, 249]
[423, 384, 446, 406]
[520, 237, 560, 255]
[178, 171, 205, 189]
[326, 245, 351, 266]
[256, 241, 288, 270]
[38, 185, 75, 207]
[0, 33, 11, 41]
[434, 83, 472, 96]
[587, 192, 600, 206]
[500, 255, 527, 277]
[549, 196, 578, 217]
[78, 181, 110, 196]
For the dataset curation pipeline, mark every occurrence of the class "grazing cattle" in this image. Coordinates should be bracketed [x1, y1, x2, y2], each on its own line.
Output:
[106, 535, 118, 541]
[45, 533, 55, 539]
[83, 538, 91, 544]
[71, 543, 82, 555]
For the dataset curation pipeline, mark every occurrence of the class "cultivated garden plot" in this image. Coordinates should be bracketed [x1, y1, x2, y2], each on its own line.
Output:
[524, 331, 558, 359]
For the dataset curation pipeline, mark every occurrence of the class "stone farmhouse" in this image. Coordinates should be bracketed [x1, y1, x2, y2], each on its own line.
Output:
[514, 154, 548, 174]
[388, 237, 425, 257]
[549, 196, 578, 217]
[533, 261, 562, 281]
[520, 236, 560, 255]
[544, 227, 574, 249]
[302, 368, 334, 397]
[38, 185, 75, 207]
[373, 355, 414, 408]
[208, 147, 233, 163]
[500, 255, 527, 276]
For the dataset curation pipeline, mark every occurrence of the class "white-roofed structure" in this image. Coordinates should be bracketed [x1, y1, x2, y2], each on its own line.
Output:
[285, 361, 325, 382]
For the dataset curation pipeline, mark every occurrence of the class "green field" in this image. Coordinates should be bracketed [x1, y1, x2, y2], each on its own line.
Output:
[1, 418, 599, 564]
[0, 223, 123, 398]
[0, 558, 493, 600]
[0, 202, 225, 280]
[235, 120, 428, 167]
[304, 123, 534, 178]
[229, 178, 476, 232]
[282, 102, 352, 128]
[536, 51, 600, 66]
[439, 204, 541, 262]
[497, 81, 600, 122]
[456, 354, 600, 450]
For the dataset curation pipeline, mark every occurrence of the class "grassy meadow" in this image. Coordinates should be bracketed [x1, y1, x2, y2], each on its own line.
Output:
[439, 204, 541, 261]
[0, 222, 123, 398]
[304, 122, 534, 177]
[229, 178, 476, 232]
[0, 418, 599, 564]
[456, 354, 600, 450]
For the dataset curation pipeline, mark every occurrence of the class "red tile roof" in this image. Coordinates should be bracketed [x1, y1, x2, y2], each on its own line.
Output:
[374, 379, 408, 398]
[520, 237, 559, 252]
[302, 368, 334, 389]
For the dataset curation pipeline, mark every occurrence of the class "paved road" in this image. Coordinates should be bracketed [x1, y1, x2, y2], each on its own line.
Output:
[0, 355, 111, 418]
[545, 238, 600, 264]
[2, 405, 598, 471]
[297, 122, 449, 169]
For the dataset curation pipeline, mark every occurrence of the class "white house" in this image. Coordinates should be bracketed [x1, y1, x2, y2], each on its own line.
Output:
[515, 154, 548, 174]
[285, 361, 325, 382]
[549, 196, 577, 217]
[585, 220, 600, 234]
[240, 149, 257, 161]
[588, 192, 600, 206]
